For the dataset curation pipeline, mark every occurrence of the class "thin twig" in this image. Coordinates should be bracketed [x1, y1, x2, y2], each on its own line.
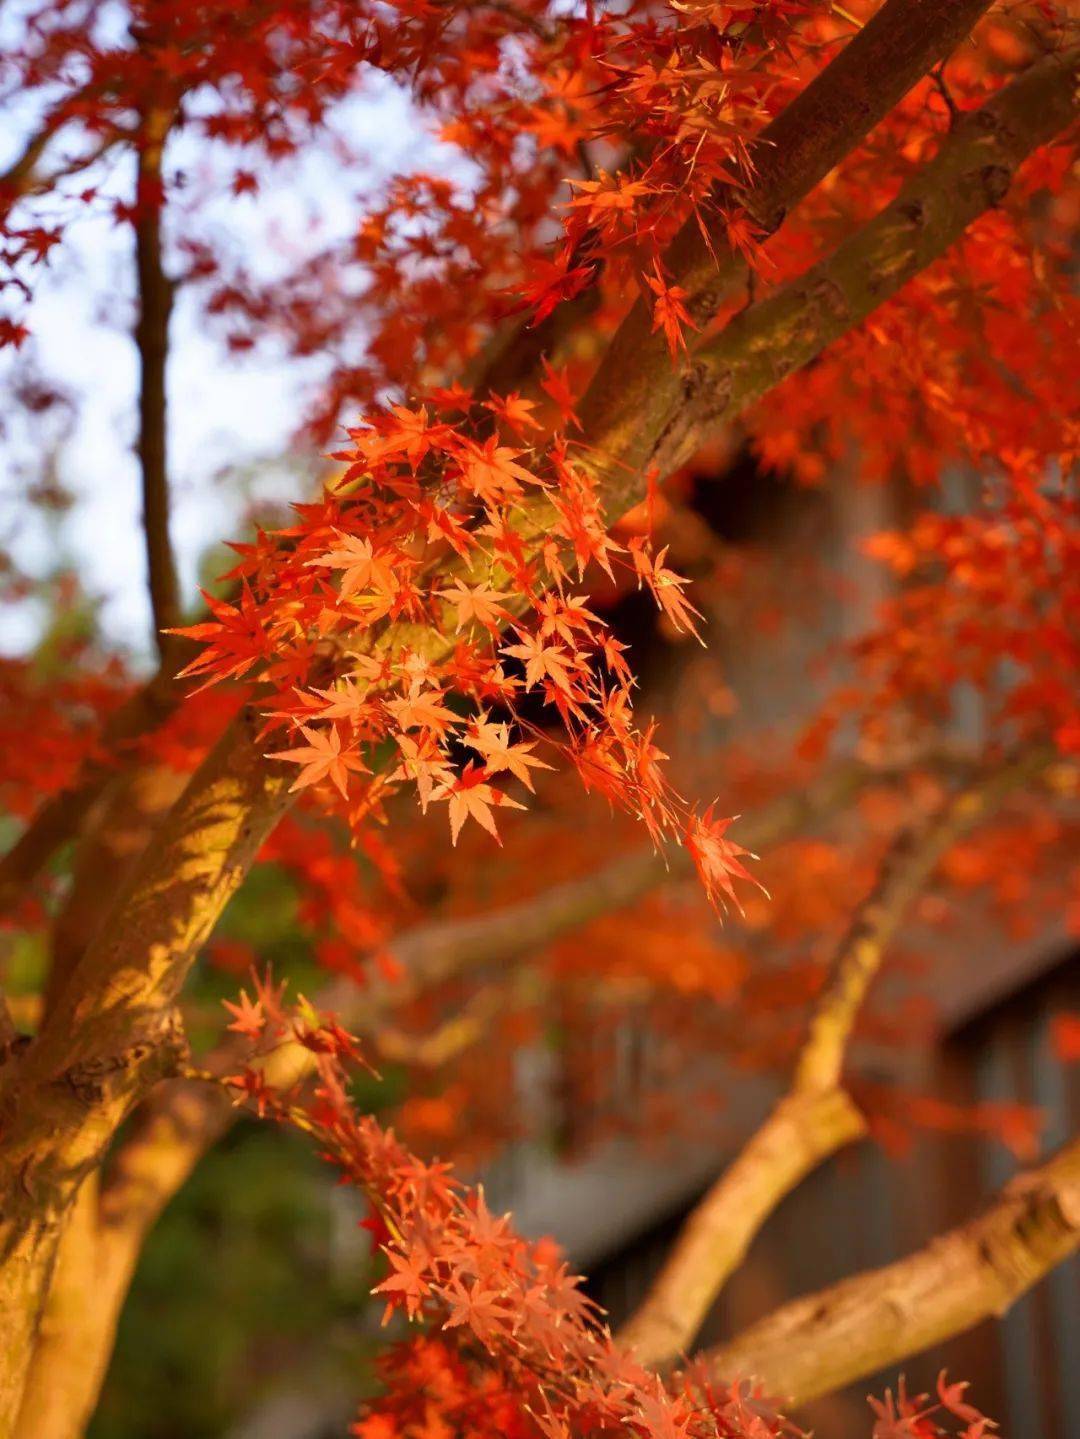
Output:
[133, 105, 181, 653]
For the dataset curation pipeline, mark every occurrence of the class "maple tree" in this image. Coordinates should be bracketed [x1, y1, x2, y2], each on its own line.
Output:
[0, 0, 1079, 1436]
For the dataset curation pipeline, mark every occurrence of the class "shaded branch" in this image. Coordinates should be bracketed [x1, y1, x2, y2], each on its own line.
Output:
[700, 1135, 1080, 1407]
[0, 104, 74, 199]
[617, 751, 1055, 1367]
[0, 987, 14, 1056]
[0, 80, 122, 202]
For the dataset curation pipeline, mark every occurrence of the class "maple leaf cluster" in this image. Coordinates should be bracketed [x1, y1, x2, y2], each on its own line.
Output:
[0, 654, 127, 825]
[223, 977, 804, 1439]
[222, 978, 1020, 1439]
[173, 392, 757, 912]
[749, 105, 1078, 493]
[868, 1374, 999, 1439]
[833, 484, 1079, 758]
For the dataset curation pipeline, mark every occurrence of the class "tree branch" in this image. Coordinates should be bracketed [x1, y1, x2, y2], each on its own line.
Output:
[496, 0, 994, 411]
[792, 752, 1055, 1094]
[358, 756, 907, 1018]
[0, 126, 58, 201]
[617, 751, 1054, 1367]
[2, 754, 910, 1433]
[11, 1065, 244, 1439]
[575, 0, 996, 494]
[0, 81, 119, 203]
[0, 104, 76, 201]
[9, 1175, 103, 1439]
[0, 705, 290, 1430]
[42, 763, 190, 1021]
[0, 986, 15, 1057]
[588, 41, 1080, 508]
[699, 1135, 1080, 1407]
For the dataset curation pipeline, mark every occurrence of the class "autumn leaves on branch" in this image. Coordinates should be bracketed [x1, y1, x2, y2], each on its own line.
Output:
[1, 1, 1079, 1436]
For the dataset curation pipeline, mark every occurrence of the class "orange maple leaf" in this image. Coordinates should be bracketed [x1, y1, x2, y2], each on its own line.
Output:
[269, 723, 369, 798]
[502, 631, 579, 693]
[644, 260, 697, 358]
[437, 580, 511, 632]
[464, 716, 553, 791]
[432, 766, 525, 844]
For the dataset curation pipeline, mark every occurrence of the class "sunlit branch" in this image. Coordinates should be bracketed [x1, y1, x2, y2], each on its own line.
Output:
[490, 0, 996, 405]
[617, 750, 1056, 1368]
[0, 752, 921, 1428]
[10, 1176, 103, 1439]
[591, 42, 1080, 505]
[6, 747, 985, 1430]
[42, 763, 189, 1021]
[698, 1134, 1080, 1406]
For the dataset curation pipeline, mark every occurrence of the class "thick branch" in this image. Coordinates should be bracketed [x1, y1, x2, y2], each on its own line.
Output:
[133, 106, 180, 652]
[2, 754, 899, 1434]
[43, 764, 189, 1020]
[576, 0, 996, 495]
[8, 1177, 103, 1439]
[618, 753, 1053, 1367]
[618, 1091, 867, 1369]
[591, 41, 1080, 507]
[11, 1068, 240, 1439]
[0, 705, 290, 1432]
[701, 1136, 1080, 1407]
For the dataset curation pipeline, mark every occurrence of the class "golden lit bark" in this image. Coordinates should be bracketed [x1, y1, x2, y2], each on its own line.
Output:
[0, 708, 290, 1432]
[702, 1136, 1080, 1406]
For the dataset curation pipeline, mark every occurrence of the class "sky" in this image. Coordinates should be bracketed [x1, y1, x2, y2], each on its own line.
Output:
[0, 48, 457, 662]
